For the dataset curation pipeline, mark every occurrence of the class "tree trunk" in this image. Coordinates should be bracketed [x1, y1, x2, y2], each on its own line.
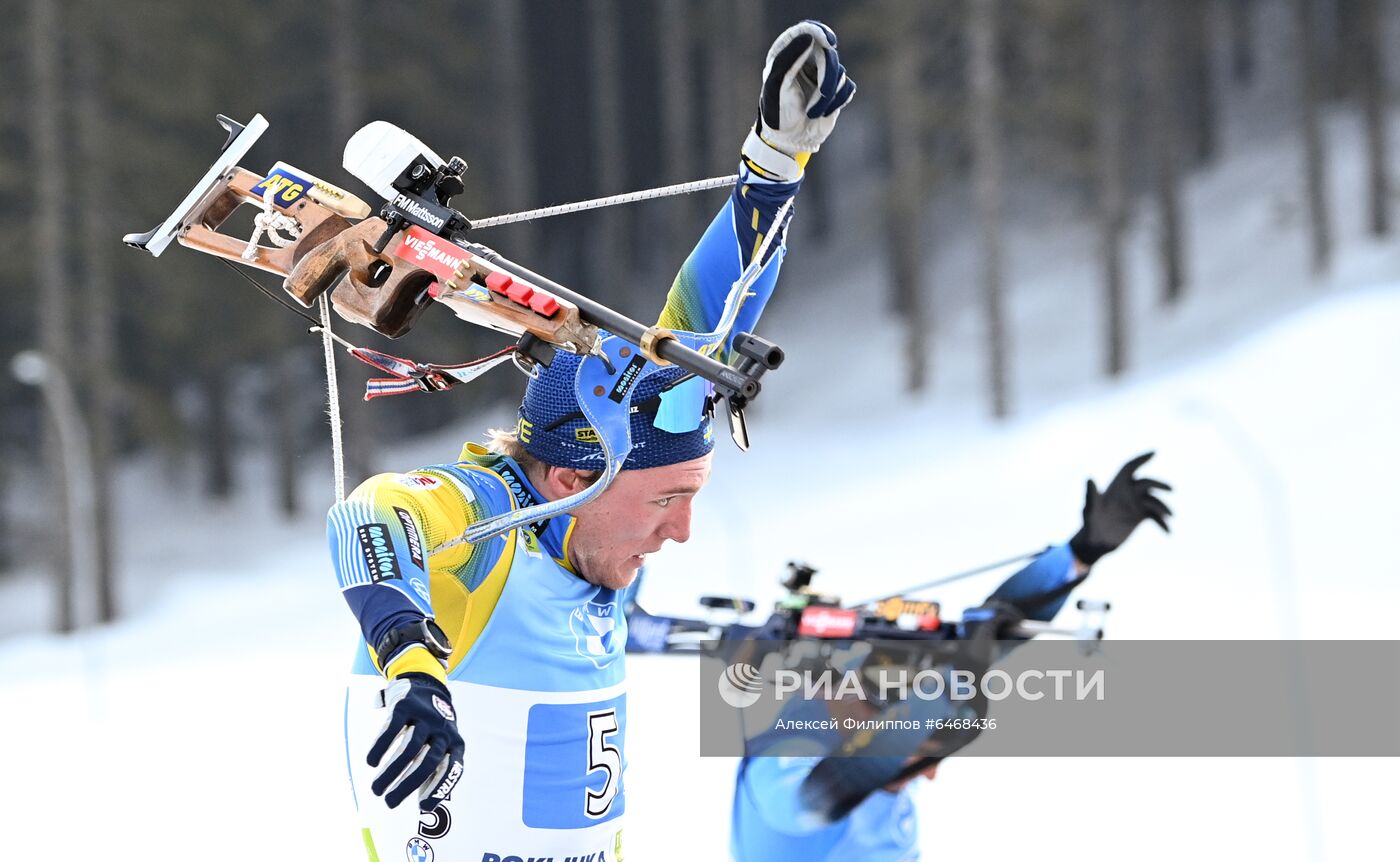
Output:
[729, 0, 766, 228]
[733, 0, 764, 136]
[1331, 0, 1362, 99]
[1148, 1, 1187, 304]
[1356, 0, 1390, 237]
[29, 0, 76, 632]
[272, 351, 301, 518]
[75, 5, 118, 623]
[203, 367, 234, 500]
[1182, 0, 1219, 166]
[968, 0, 1008, 418]
[330, 0, 376, 485]
[706, 7, 736, 175]
[1094, 0, 1130, 377]
[588, 0, 627, 309]
[489, 0, 541, 264]
[1296, 0, 1332, 275]
[658, 0, 700, 255]
[0, 461, 8, 570]
[1227, 0, 1255, 85]
[885, 3, 928, 393]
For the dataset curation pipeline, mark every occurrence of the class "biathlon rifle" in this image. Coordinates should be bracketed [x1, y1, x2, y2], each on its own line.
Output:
[124, 114, 786, 542]
[626, 559, 1110, 653]
[648, 559, 1111, 824]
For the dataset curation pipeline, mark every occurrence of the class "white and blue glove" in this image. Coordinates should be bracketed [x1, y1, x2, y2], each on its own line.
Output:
[742, 20, 857, 182]
[368, 672, 467, 812]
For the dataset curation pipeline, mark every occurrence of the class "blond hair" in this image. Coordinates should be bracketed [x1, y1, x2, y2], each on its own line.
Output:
[483, 427, 601, 488]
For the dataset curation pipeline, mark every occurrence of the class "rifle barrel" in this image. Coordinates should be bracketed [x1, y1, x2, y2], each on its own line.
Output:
[459, 242, 759, 399]
[1010, 620, 1102, 639]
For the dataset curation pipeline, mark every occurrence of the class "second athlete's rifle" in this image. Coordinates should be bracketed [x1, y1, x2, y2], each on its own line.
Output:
[627, 559, 1109, 824]
[625, 560, 1109, 653]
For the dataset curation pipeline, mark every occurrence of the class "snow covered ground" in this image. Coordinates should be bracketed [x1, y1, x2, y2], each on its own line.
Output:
[3, 95, 1399, 861]
[2, 282, 1396, 861]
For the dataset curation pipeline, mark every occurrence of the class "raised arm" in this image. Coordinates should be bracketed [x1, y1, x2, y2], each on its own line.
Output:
[986, 452, 1173, 621]
[656, 20, 855, 361]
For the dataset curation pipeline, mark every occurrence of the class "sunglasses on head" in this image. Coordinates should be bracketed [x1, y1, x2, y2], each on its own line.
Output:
[541, 373, 717, 435]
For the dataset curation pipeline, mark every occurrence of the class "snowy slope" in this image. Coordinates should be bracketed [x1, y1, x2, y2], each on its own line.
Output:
[1, 285, 1396, 861]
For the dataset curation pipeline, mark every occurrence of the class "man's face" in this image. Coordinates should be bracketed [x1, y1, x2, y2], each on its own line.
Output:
[560, 453, 714, 590]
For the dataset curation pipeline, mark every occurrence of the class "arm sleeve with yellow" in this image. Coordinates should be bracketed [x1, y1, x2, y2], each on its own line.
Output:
[327, 464, 517, 684]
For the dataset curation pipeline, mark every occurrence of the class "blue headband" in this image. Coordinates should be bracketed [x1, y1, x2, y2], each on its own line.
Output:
[518, 348, 716, 470]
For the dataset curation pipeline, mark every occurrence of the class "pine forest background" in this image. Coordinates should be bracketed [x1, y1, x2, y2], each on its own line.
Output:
[1, 0, 1397, 632]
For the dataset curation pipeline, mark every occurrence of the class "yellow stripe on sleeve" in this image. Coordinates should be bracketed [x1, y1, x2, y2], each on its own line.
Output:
[384, 645, 449, 684]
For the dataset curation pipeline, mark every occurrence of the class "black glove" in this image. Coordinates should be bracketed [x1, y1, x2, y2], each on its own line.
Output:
[1069, 451, 1173, 566]
[368, 672, 467, 812]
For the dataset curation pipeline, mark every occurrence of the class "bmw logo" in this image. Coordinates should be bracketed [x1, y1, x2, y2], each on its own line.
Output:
[406, 837, 434, 862]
